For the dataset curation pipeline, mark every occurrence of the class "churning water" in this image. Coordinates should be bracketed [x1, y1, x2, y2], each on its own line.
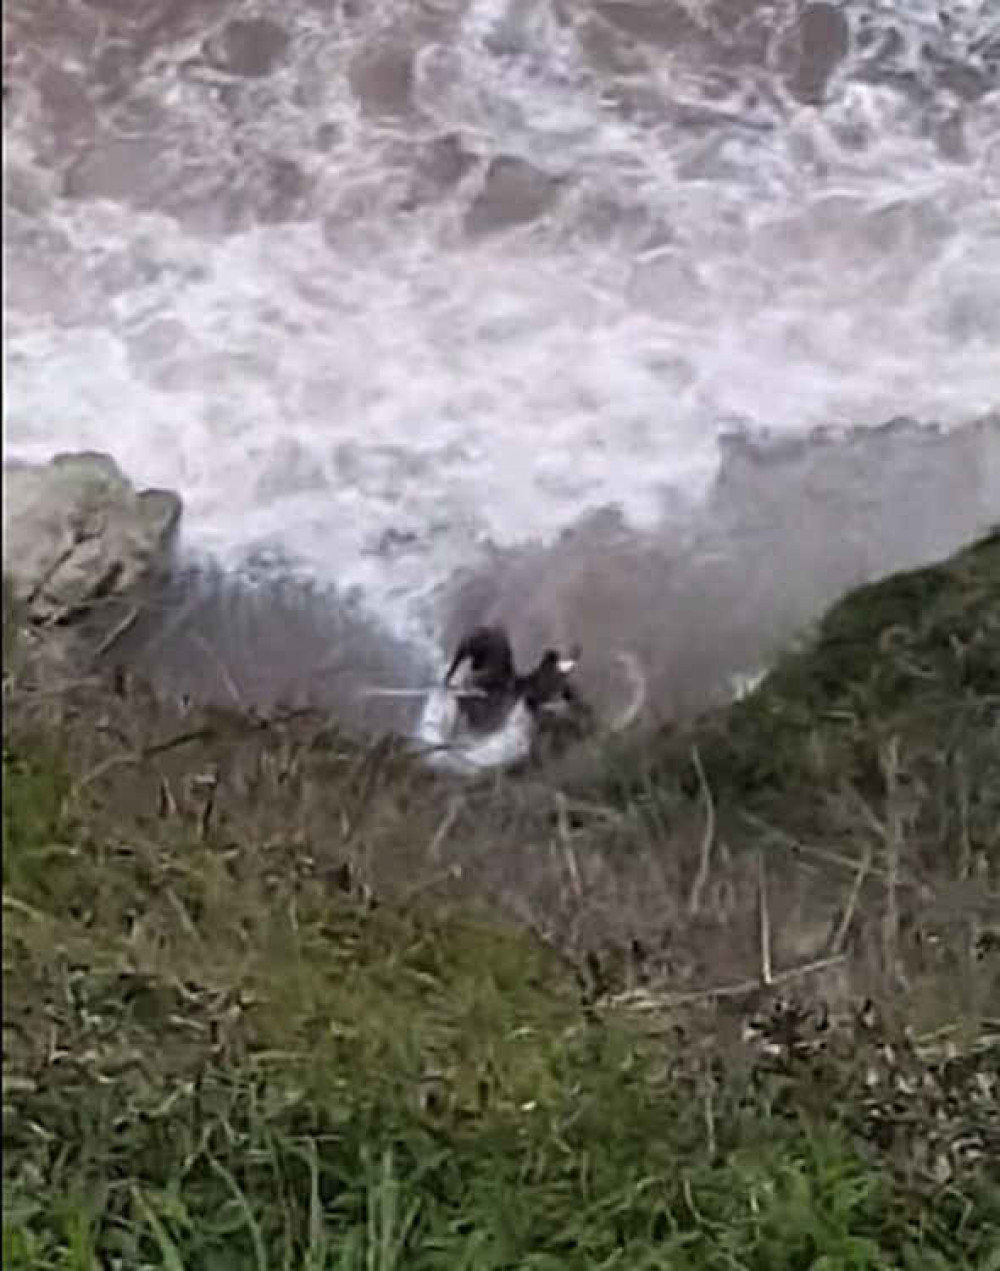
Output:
[4, 0, 1000, 712]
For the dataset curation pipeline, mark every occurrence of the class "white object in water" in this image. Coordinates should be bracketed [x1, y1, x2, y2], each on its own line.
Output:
[415, 686, 534, 775]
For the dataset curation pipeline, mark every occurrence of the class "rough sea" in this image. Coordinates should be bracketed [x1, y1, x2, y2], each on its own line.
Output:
[4, 0, 999, 723]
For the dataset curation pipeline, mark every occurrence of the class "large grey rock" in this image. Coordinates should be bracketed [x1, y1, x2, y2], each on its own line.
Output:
[2, 451, 181, 623]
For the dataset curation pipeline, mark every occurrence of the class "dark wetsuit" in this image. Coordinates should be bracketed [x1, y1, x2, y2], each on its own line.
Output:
[446, 629, 594, 744]
[445, 625, 518, 732]
[518, 650, 595, 741]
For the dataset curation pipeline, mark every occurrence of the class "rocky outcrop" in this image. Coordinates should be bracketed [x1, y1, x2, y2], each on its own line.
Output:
[2, 451, 181, 624]
[464, 157, 564, 237]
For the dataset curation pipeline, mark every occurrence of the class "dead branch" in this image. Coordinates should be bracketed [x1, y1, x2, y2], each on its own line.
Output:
[556, 791, 583, 902]
[71, 728, 214, 794]
[842, 779, 888, 842]
[158, 775, 178, 818]
[830, 838, 874, 955]
[165, 888, 200, 941]
[2, 894, 46, 922]
[742, 809, 912, 888]
[881, 736, 902, 984]
[703, 1062, 717, 1158]
[428, 796, 463, 863]
[144, 728, 215, 759]
[190, 632, 244, 708]
[399, 863, 464, 903]
[93, 605, 140, 659]
[687, 745, 715, 917]
[757, 850, 773, 986]
[194, 771, 219, 841]
[606, 952, 849, 1013]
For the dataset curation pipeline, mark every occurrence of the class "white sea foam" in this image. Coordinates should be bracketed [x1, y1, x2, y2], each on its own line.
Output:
[3, 0, 998, 644]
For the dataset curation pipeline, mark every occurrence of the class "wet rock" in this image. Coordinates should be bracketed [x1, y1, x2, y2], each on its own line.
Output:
[252, 155, 311, 225]
[3, 452, 181, 624]
[401, 133, 478, 209]
[63, 130, 226, 217]
[592, 1, 703, 50]
[91, 40, 145, 102]
[348, 44, 414, 118]
[63, 131, 229, 230]
[64, 134, 168, 204]
[783, 2, 850, 105]
[314, 121, 342, 152]
[464, 156, 563, 237]
[417, 133, 477, 190]
[575, 16, 648, 74]
[932, 110, 968, 162]
[36, 63, 97, 147]
[8, 0, 99, 48]
[204, 18, 290, 78]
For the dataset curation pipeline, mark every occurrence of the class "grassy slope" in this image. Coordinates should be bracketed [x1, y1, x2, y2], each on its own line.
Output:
[3, 533, 999, 1269]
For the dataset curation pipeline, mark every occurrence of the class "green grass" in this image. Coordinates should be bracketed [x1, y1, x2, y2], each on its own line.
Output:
[3, 533, 1000, 1268]
[609, 527, 1000, 812]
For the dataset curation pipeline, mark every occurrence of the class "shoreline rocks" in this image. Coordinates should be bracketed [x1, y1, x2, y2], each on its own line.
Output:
[2, 451, 181, 625]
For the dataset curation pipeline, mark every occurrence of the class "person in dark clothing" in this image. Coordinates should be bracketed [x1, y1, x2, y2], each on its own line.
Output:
[444, 625, 518, 732]
[445, 626, 594, 743]
[517, 649, 575, 710]
[517, 648, 595, 746]
[445, 625, 516, 695]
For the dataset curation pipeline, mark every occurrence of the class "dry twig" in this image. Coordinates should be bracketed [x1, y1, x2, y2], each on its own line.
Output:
[881, 736, 902, 983]
[72, 728, 214, 794]
[555, 791, 584, 902]
[687, 745, 715, 917]
[93, 605, 140, 659]
[758, 850, 773, 986]
[428, 796, 463, 863]
[831, 839, 874, 955]
[190, 632, 244, 708]
[193, 771, 219, 841]
[742, 809, 913, 888]
[702, 1062, 717, 1158]
[607, 952, 849, 1013]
